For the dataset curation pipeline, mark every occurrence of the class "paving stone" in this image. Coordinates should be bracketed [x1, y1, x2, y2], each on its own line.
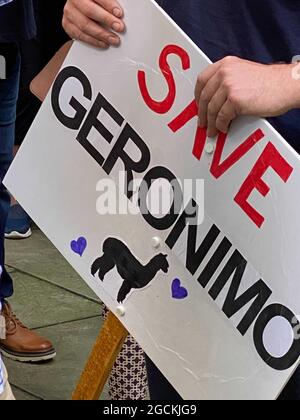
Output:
[5, 228, 99, 302]
[8, 271, 101, 330]
[5, 317, 109, 400]
[11, 386, 41, 400]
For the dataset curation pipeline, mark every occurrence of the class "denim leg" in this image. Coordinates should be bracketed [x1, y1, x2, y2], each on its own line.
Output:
[0, 44, 20, 301]
[279, 366, 300, 400]
[145, 355, 182, 400]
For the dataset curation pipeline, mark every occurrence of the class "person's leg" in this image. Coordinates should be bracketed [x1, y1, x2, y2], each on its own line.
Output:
[0, 359, 15, 401]
[0, 50, 16, 387]
[109, 334, 149, 400]
[279, 366, 300, 400]
[5, 1, 44, 240]
[6, 0, 69, 240]
[15, 0, 68, 147]
[1, 381, 15, 401]
[102, 307, 149, 400]
[4, 37, 41, 240]
[0, 43, 56, 363]
[0, 43, 19, 299]
[145, 356, 182, 400]
[15, 40, 42, 149]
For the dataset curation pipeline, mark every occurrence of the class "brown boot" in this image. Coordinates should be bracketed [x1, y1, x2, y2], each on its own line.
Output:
[0, 301, 56, 362]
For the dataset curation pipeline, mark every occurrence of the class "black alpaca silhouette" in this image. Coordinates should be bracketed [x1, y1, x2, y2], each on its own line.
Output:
[91, 238, 169, 303]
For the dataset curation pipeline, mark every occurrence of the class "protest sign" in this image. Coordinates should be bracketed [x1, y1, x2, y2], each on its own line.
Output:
[4, 0, 300, 400]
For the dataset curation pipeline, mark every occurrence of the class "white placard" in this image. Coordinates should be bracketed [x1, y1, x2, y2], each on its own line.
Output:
[4, 0, 300, 400]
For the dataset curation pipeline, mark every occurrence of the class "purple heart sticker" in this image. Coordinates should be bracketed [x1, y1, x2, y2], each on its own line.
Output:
[71, 237, 87, 257]
[172, 278, 188, 300]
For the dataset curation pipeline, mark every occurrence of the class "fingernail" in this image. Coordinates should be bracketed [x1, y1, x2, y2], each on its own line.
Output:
[108, 36, 120, 46]
[113, 8, 122, 17]
[98, 42, 109, 49]
[112, 22, 122, 32]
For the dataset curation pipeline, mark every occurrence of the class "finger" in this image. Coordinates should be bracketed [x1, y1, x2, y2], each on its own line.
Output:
[63, 18, 109, 48]
[195, 60, 222, 104]
[206, 88, 227, 137]
[215, 100, 237, 134]
[198, 72, 221, 129]
[94, 0, 124, 18]
[64, 5, 121, 46]
[80, 0, 125, 32]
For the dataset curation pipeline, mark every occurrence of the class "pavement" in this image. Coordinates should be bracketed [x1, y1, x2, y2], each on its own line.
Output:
[4, 226, 109, 400]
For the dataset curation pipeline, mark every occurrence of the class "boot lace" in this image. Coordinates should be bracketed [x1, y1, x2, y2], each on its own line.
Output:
[1, 302, 28, 335]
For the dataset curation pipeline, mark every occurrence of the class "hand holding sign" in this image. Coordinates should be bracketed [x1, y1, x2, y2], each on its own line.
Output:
[195, 57, 299, 137]
[63, 0, 125, 48]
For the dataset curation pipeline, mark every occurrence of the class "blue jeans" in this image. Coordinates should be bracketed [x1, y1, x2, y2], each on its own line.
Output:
[0, 43, 20, 301]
